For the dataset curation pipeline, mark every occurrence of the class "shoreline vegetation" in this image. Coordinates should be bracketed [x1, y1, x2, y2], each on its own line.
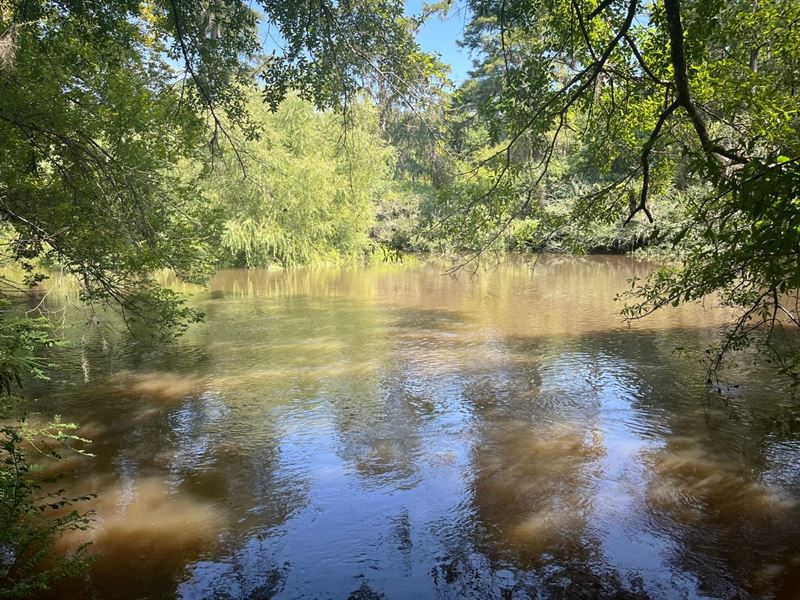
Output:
[1, 0, 798, 596]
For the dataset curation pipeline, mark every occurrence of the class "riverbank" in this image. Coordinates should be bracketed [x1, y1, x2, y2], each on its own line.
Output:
[23, 257, 800, 599]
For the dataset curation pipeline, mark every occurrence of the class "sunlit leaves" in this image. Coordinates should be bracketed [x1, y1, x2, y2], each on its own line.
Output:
[443, 0, 800, 376]
[210, 94, 394, 267]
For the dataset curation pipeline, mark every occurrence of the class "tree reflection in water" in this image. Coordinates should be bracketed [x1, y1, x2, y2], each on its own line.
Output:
[28, 257, 800, 599]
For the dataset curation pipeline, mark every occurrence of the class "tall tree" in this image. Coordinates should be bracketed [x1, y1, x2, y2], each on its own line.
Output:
[211, 93, 394, 267]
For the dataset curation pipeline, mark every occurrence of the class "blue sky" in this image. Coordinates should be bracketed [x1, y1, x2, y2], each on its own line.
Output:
[403, 0, 472, 83]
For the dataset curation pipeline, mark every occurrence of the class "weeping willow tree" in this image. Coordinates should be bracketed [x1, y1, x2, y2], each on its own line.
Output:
[211, 94, 395, 268]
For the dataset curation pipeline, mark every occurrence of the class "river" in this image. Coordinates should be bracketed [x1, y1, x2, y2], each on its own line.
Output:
[26, 255, 800, 599]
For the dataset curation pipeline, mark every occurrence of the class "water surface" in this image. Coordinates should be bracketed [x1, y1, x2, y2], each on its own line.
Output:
[27, 256, 800, 599]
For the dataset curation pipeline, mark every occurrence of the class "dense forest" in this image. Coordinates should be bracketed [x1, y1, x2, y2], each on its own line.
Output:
[1, 0, 799, 595]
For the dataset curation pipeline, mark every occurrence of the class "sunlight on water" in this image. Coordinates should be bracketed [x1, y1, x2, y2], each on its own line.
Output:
[25, 256, 800, 599]
[111, 371, 209, 403]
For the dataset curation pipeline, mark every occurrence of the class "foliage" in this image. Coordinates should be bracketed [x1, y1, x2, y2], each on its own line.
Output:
[0, 0, 425, 334]
[2, 0, 217, 335]
[621, 158, 800, 380]
[0, 418, 95, 599]
[372, 179, 439, 252]
[0, 305, 94, 597]
[0, 304, 53, 394]
[258, 0, 433, 112]
[211, 94, 394, 268]
[428, 0, 800, 376]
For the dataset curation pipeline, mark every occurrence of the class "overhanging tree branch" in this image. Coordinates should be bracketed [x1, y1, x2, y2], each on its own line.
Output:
[663, 0, 747, 165]
[167, 0, 248, 175]
[625, 99, 679, 224]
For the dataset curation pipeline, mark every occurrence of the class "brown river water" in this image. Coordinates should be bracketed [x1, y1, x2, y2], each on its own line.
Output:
[21, 256, 800, 599]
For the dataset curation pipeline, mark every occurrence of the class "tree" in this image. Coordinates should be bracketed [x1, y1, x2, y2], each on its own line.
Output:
[211, 93, 394, 267]
[0, 1, 425, 592]
[0, 0, 424, 332]
[444, 0, 800, 377]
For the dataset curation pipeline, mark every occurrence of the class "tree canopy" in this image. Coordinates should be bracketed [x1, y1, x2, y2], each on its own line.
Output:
[429, 0, 800, 378]
[0, 0, 426, 332]
[211, 93, 394, 267]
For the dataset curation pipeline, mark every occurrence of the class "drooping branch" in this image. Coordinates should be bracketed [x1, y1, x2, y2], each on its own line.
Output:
[435, 0, 641, 242]
[473, 0, 640, 181]
[663, 0, 747, 165]
[625, 99, 679, 224]
[167, 0, 248, 175]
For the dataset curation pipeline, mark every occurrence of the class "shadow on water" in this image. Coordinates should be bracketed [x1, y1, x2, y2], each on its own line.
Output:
[22, 256, 800, 599]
